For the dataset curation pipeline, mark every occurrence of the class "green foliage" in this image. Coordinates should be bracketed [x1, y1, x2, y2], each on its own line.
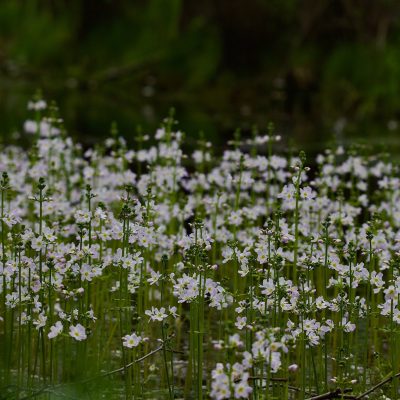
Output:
[1, 1, 400, 150]
[322, 44, 400, 121]
[0, 2, 70, 65]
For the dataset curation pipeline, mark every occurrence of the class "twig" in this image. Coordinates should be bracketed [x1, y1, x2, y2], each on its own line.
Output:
[242, 376, 317, 395]
[97, 344, 164, 379]
[356, 372, 400, 399]
[168, 348, 185, 355]
[245, 375, 288, 382]
[306, 388, 354, 400]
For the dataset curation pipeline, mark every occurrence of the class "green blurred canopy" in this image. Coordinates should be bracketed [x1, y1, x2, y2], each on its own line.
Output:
[1, 0, 400, 152]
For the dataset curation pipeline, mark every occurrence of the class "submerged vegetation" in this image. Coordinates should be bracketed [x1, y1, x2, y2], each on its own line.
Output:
[0, 99, 400, 399]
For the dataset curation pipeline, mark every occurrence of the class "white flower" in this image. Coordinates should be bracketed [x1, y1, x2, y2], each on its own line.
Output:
[81, 264, 94, 281]
[74, 210, 91, 224]
[234, 380, 252, 399]
[28, 100, 47, 110]
[288, 364, 298, 372]
[33, 313, 47, 330]
[2, 211, 21, 228]
[48, 321, 63, 339]
[235, 316, 247, 330]
[229, 334, 243, 348]
[147, 270, 162, 285]
[24, 120, 38, 134]
[155, 128, 166, 140]
[122, 333, 142, 348]
[300, 186, 316, 201]
[145, 306, 168, 322]
[69, 324, 87, 341]
[31, 236, 45, 251]
[169, 306, 179, 318]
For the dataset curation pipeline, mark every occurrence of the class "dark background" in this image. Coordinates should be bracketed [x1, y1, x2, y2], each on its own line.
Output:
[1, 0, 400, 153]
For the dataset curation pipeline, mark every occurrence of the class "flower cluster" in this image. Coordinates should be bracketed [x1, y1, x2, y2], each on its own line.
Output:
[0, 101, 399, 399]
